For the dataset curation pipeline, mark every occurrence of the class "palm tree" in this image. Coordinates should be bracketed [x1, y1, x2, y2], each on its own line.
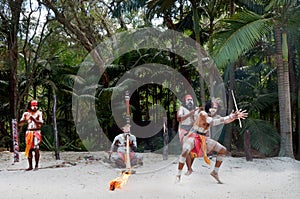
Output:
[212, 0, 299, 158]
[268, 0, 298, 158]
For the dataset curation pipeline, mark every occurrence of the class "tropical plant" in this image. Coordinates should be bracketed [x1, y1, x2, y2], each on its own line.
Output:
[212, 0, 299, 157]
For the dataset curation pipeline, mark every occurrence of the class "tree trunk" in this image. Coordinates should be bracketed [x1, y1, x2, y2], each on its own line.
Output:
[297, 88, 300, 160]
[53, 94, 60, 160]
[191, 2, 205, 106]
[8, 0, 23, 120]
[288, 34, 298, 158]
[223, 0, 236, 150]
[275, 25, 294, 158]
[163, 117, 168, 160]
[224, 62, 235, 150]
[296, 48, 300, 159]
[244, 130, 253, 161]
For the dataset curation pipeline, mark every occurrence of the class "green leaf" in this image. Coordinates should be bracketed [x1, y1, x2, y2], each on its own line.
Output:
[212, 10, 273, 67]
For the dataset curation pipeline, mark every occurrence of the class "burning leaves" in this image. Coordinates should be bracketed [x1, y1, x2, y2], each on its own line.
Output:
[109, 171, 131, 191]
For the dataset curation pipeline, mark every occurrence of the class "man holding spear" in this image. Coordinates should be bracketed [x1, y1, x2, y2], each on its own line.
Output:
[176, 94, 248, 184]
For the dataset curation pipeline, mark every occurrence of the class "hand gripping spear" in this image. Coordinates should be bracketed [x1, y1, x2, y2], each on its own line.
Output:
[231, 90, 242, 128]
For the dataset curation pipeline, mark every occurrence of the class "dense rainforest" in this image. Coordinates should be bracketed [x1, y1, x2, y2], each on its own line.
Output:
[0, 0, 299, 160]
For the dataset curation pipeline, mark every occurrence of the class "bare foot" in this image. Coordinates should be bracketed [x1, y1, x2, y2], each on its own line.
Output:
[175, 175, 181, 183]
[210, 171, 222, 184]
[185, 169, 193, 176]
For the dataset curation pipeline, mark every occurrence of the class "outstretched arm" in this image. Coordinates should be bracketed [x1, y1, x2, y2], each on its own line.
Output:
[208, 110, 248, 126]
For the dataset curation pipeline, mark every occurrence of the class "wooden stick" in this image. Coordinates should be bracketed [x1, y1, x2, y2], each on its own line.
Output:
[231, 90, 242, 128]
[124, 91, 132, 171]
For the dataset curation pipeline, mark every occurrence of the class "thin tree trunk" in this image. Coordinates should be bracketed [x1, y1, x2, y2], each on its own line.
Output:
[163, 117, 168, 160]
[275, 25, 294, 158]
[53, 94, 60, 160]
[297, 41, 300, 160]
[244, 130, 253, 161]
[224, 63, 235, 150]
[288, 37, 297, 158]
[297, 87, 300, 160]
[223, 0, 235, 150]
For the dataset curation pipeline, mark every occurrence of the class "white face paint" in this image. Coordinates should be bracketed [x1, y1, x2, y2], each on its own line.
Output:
[209, 107, 217, 116]
[31, 105, 38, 112]
[209, 102, 219, 116]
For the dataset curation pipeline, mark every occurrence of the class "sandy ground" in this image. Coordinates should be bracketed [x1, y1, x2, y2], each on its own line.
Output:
[0, 151, 299, 199]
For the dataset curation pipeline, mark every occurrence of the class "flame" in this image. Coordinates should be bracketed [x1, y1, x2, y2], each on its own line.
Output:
[109, 172, 131, 191]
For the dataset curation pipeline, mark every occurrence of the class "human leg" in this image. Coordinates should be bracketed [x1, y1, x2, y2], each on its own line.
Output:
[115, 158, 126, 168]
[207, 138, 227, 183]
[176, 137, 194, 181]
[133, 153, 143, 166]
[111, 153, 126, 168]
[179, 129, 194, 175]
[210, 151, 226, 184]
[26, 149, 33, 171]
[185, 154, 194, 175]
[34, 148, 40, 170]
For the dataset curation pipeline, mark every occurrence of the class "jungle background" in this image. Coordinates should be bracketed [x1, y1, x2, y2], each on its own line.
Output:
[0, 0, 299, 160]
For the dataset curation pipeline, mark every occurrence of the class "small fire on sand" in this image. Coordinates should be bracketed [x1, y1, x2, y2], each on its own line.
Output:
[109, 171, 131, 191]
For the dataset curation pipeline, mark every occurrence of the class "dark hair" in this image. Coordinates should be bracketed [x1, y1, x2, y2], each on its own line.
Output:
[26, 101, 31, 110]
[204, 100, 213, 113]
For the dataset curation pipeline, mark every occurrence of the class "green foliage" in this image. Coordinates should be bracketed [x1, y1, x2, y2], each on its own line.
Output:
[0, 0, 298, 157]
[212, 10, 273, 67]
[40, 125, 82, 151]
[241, 119, 280, 155]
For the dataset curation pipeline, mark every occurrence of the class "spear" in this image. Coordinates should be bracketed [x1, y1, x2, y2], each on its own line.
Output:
[231, 90, 242, 128]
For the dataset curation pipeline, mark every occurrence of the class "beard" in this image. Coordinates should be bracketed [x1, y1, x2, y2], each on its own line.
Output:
[185, 102, 194, 110]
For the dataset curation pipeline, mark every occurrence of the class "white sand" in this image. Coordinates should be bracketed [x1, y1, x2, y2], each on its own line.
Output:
[0, 151, 299, 199]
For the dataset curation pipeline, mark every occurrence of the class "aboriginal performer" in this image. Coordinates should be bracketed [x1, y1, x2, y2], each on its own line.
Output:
[185, 98, 224, 173]
[176, 107, 247, 183]
[108, 124, 143, 168]
[19, 100, 43, 171]
[177, 94, 199, 175]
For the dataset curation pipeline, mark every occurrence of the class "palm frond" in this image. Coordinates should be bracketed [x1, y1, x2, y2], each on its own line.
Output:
[242, 118, 280, 155]
[0, 80, 8, 86]
[249, 92, 278, 113]
[212, 10, 273, 67]
[146, 0, 178, 19]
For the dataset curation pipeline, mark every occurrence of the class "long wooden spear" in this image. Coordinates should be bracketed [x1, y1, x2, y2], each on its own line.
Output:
[231, 90, 242, 128]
